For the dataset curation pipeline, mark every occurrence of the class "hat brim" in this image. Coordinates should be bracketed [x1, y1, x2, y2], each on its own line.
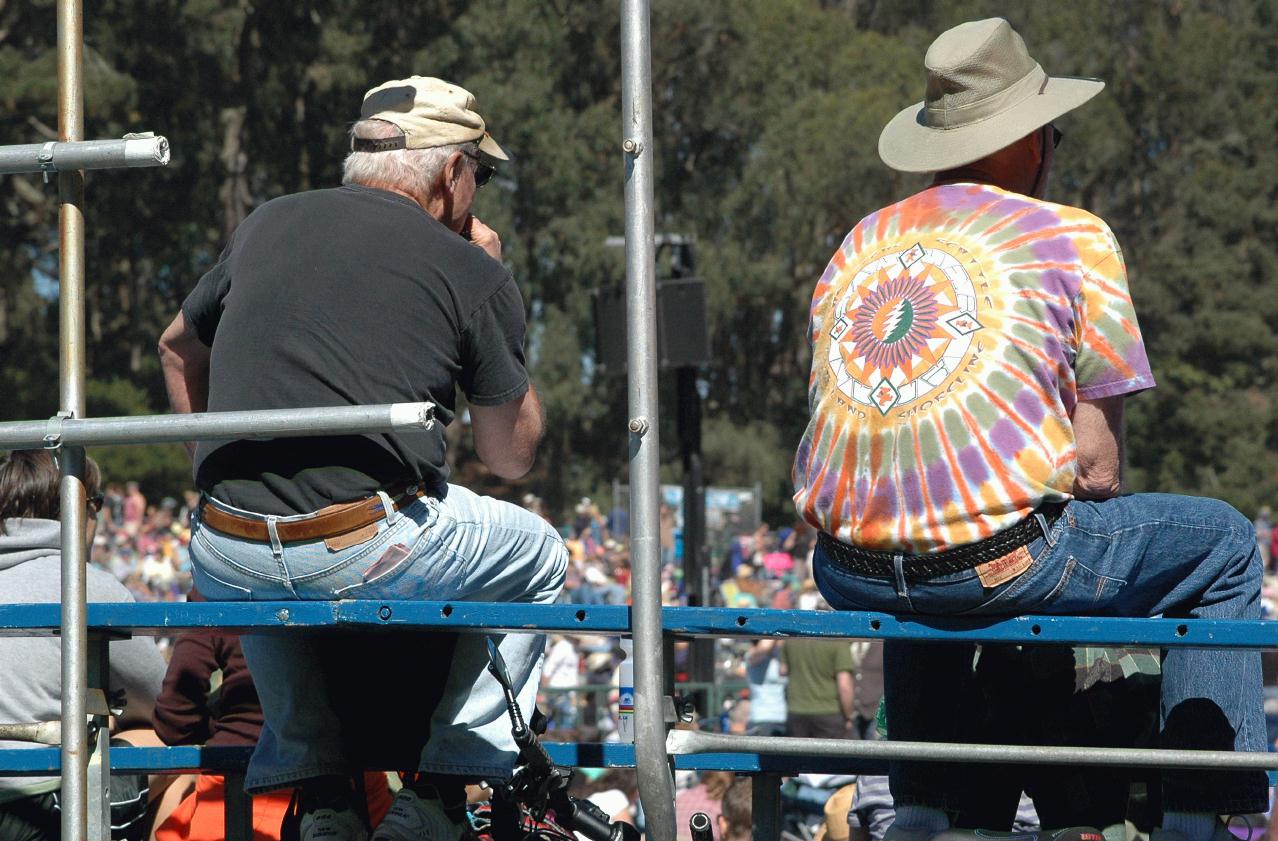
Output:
[477, 132, 510, 164]
[878, 76, 1104, 174]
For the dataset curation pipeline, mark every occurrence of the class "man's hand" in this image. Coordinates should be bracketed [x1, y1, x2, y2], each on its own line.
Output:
[1072, 395, 1124, 500]
[466, 215, 502, 262]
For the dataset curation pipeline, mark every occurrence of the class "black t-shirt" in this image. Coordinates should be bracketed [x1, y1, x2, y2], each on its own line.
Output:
[182, 184, 528, 515]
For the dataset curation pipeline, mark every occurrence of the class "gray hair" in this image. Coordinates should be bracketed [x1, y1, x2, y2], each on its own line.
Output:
[341, 119, 470, 197]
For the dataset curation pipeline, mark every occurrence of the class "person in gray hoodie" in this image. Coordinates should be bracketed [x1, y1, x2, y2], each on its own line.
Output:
[0, 450, 167, 840]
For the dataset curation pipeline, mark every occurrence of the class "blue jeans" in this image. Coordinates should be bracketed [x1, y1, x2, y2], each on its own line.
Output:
[189, 483, 567, 793]
[814, 493, 1268, 816]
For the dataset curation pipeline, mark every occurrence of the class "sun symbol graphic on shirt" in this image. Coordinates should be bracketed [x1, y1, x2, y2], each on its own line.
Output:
[826, 241, 984, 415]
[847, 275, 943, 375]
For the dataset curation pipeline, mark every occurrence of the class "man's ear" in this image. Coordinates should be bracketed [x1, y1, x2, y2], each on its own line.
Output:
[446, 151, 466, 186]
[435, 151, 463, 197]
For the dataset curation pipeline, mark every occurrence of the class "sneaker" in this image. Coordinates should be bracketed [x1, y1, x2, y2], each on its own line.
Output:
[301, 806, 369, 841]
[371, 788, 467, 841]
[885, 827, 1104, 841]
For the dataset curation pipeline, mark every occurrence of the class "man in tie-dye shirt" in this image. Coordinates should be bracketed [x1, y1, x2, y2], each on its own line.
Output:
[795, 18, 1265, 841]
[793, 184, 1153, 553]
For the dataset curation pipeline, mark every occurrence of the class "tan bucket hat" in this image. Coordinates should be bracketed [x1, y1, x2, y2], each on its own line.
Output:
[878, 18, 1103, 173]
[358, 75, 509, 163]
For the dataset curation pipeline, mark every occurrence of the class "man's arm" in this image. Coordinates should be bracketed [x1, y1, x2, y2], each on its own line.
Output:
[836, 670, 855, 727]
[1072, 395, 1124, 500]
[158, 311, 210, 415]
[159, 312, 211, 458]
[747, 638, 777, 667]
[469, 383, 544, 480]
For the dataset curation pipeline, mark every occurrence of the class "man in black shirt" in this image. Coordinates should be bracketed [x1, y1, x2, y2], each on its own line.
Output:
[158, 76, 566, 841]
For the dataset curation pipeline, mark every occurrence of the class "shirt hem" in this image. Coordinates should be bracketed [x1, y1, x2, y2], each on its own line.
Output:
[467, 377, 530, 407]
[1076, 374, 1156, 400]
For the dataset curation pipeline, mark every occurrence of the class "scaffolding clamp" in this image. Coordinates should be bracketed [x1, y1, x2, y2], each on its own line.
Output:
[38, 142, 56, 183]
[43, 411, 73, 449]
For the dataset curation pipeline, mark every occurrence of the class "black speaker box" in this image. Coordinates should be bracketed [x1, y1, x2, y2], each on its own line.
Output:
[592, 278, 710, 370]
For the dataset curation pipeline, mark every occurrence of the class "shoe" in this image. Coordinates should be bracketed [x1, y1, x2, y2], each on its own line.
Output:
[371, 788, 467, 841]
[301, 806, 369, 841]
[1152, 819, 1245, 841]
[885, 827, 1104, 841]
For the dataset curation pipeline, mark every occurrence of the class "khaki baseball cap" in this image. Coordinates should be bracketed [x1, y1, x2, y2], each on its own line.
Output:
[357, 75, 509, 163]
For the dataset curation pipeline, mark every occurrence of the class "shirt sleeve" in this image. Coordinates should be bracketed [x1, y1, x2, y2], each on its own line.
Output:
[833, 642, 855, 674]
[459, 274, 530, 406]
[1072, 227, 1156, 399]
[181, 236, 236, 348]
[151, 633, 218, 746]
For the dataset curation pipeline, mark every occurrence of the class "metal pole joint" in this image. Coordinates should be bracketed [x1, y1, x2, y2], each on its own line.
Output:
[628, 417, 650, 435]
[39, 141, 56, 183]
[622, 138, 644, 156]
[43, 410, 73, 449]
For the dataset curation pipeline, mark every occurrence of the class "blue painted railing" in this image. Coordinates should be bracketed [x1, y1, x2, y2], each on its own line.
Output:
[2, 601, 1275, 648]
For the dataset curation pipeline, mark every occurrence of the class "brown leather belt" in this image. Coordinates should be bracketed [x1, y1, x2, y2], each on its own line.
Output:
[198, 484, 428, 544]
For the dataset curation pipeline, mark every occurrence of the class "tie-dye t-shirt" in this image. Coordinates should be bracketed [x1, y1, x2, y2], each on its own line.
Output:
[793, 183, 1154, 554]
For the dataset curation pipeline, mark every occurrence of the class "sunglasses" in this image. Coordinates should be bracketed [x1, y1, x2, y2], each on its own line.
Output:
[87, 493, 104, 515]
[462, 150, 494, 188]
[1048, 125, 1063, 149]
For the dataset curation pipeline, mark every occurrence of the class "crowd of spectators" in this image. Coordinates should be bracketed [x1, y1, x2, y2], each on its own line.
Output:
[90, 482, 199, 608]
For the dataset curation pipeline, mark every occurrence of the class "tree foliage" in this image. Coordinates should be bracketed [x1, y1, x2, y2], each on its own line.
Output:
[1, 0, 1276, 519]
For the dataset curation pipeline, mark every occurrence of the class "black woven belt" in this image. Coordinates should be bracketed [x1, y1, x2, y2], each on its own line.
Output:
[817, 502, 1066, 583]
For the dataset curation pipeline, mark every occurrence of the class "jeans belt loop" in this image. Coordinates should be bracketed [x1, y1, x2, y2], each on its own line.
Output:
[377, 490, 399, 526]
[892, 552, 908, 598]
[266, 516, 284, 558]
[1034, 511, 1050, 544]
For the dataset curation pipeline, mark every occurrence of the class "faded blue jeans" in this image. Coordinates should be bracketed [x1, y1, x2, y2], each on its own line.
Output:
[813, 493, 1268, 817]
[189, 483, 567, 794]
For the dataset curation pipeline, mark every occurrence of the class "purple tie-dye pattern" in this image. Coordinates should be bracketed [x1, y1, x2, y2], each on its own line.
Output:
[1019, 208, 1061, 234]
[1031, 236, 1079, 263]
[1043, 300, 1075, 336]
[853, 476, 870, 518]
[870, 480, 899, 520]
[794, 439, 811, 475]
[793, 184, 1155, 552]
[1039, 267, 1081, 300]
[987, 197, 1032, 226]
[900, 470, 925, 516]
[1124, 342, 1153, 376]
[957, 445, 989, 483]
[926, 462, 955, 505]
[989, 418, 1024, 459]
[939, 185, 995, 214]
[1014, 389, 1046, 426]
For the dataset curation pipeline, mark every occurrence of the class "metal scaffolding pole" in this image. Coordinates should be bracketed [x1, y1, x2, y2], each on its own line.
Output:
[56, 0, 92, 837]
[620, 2, 676, 840]
[0, 136, 170, 176]
[0, 402, 436, 451]
[668, 730, 1278, 771]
